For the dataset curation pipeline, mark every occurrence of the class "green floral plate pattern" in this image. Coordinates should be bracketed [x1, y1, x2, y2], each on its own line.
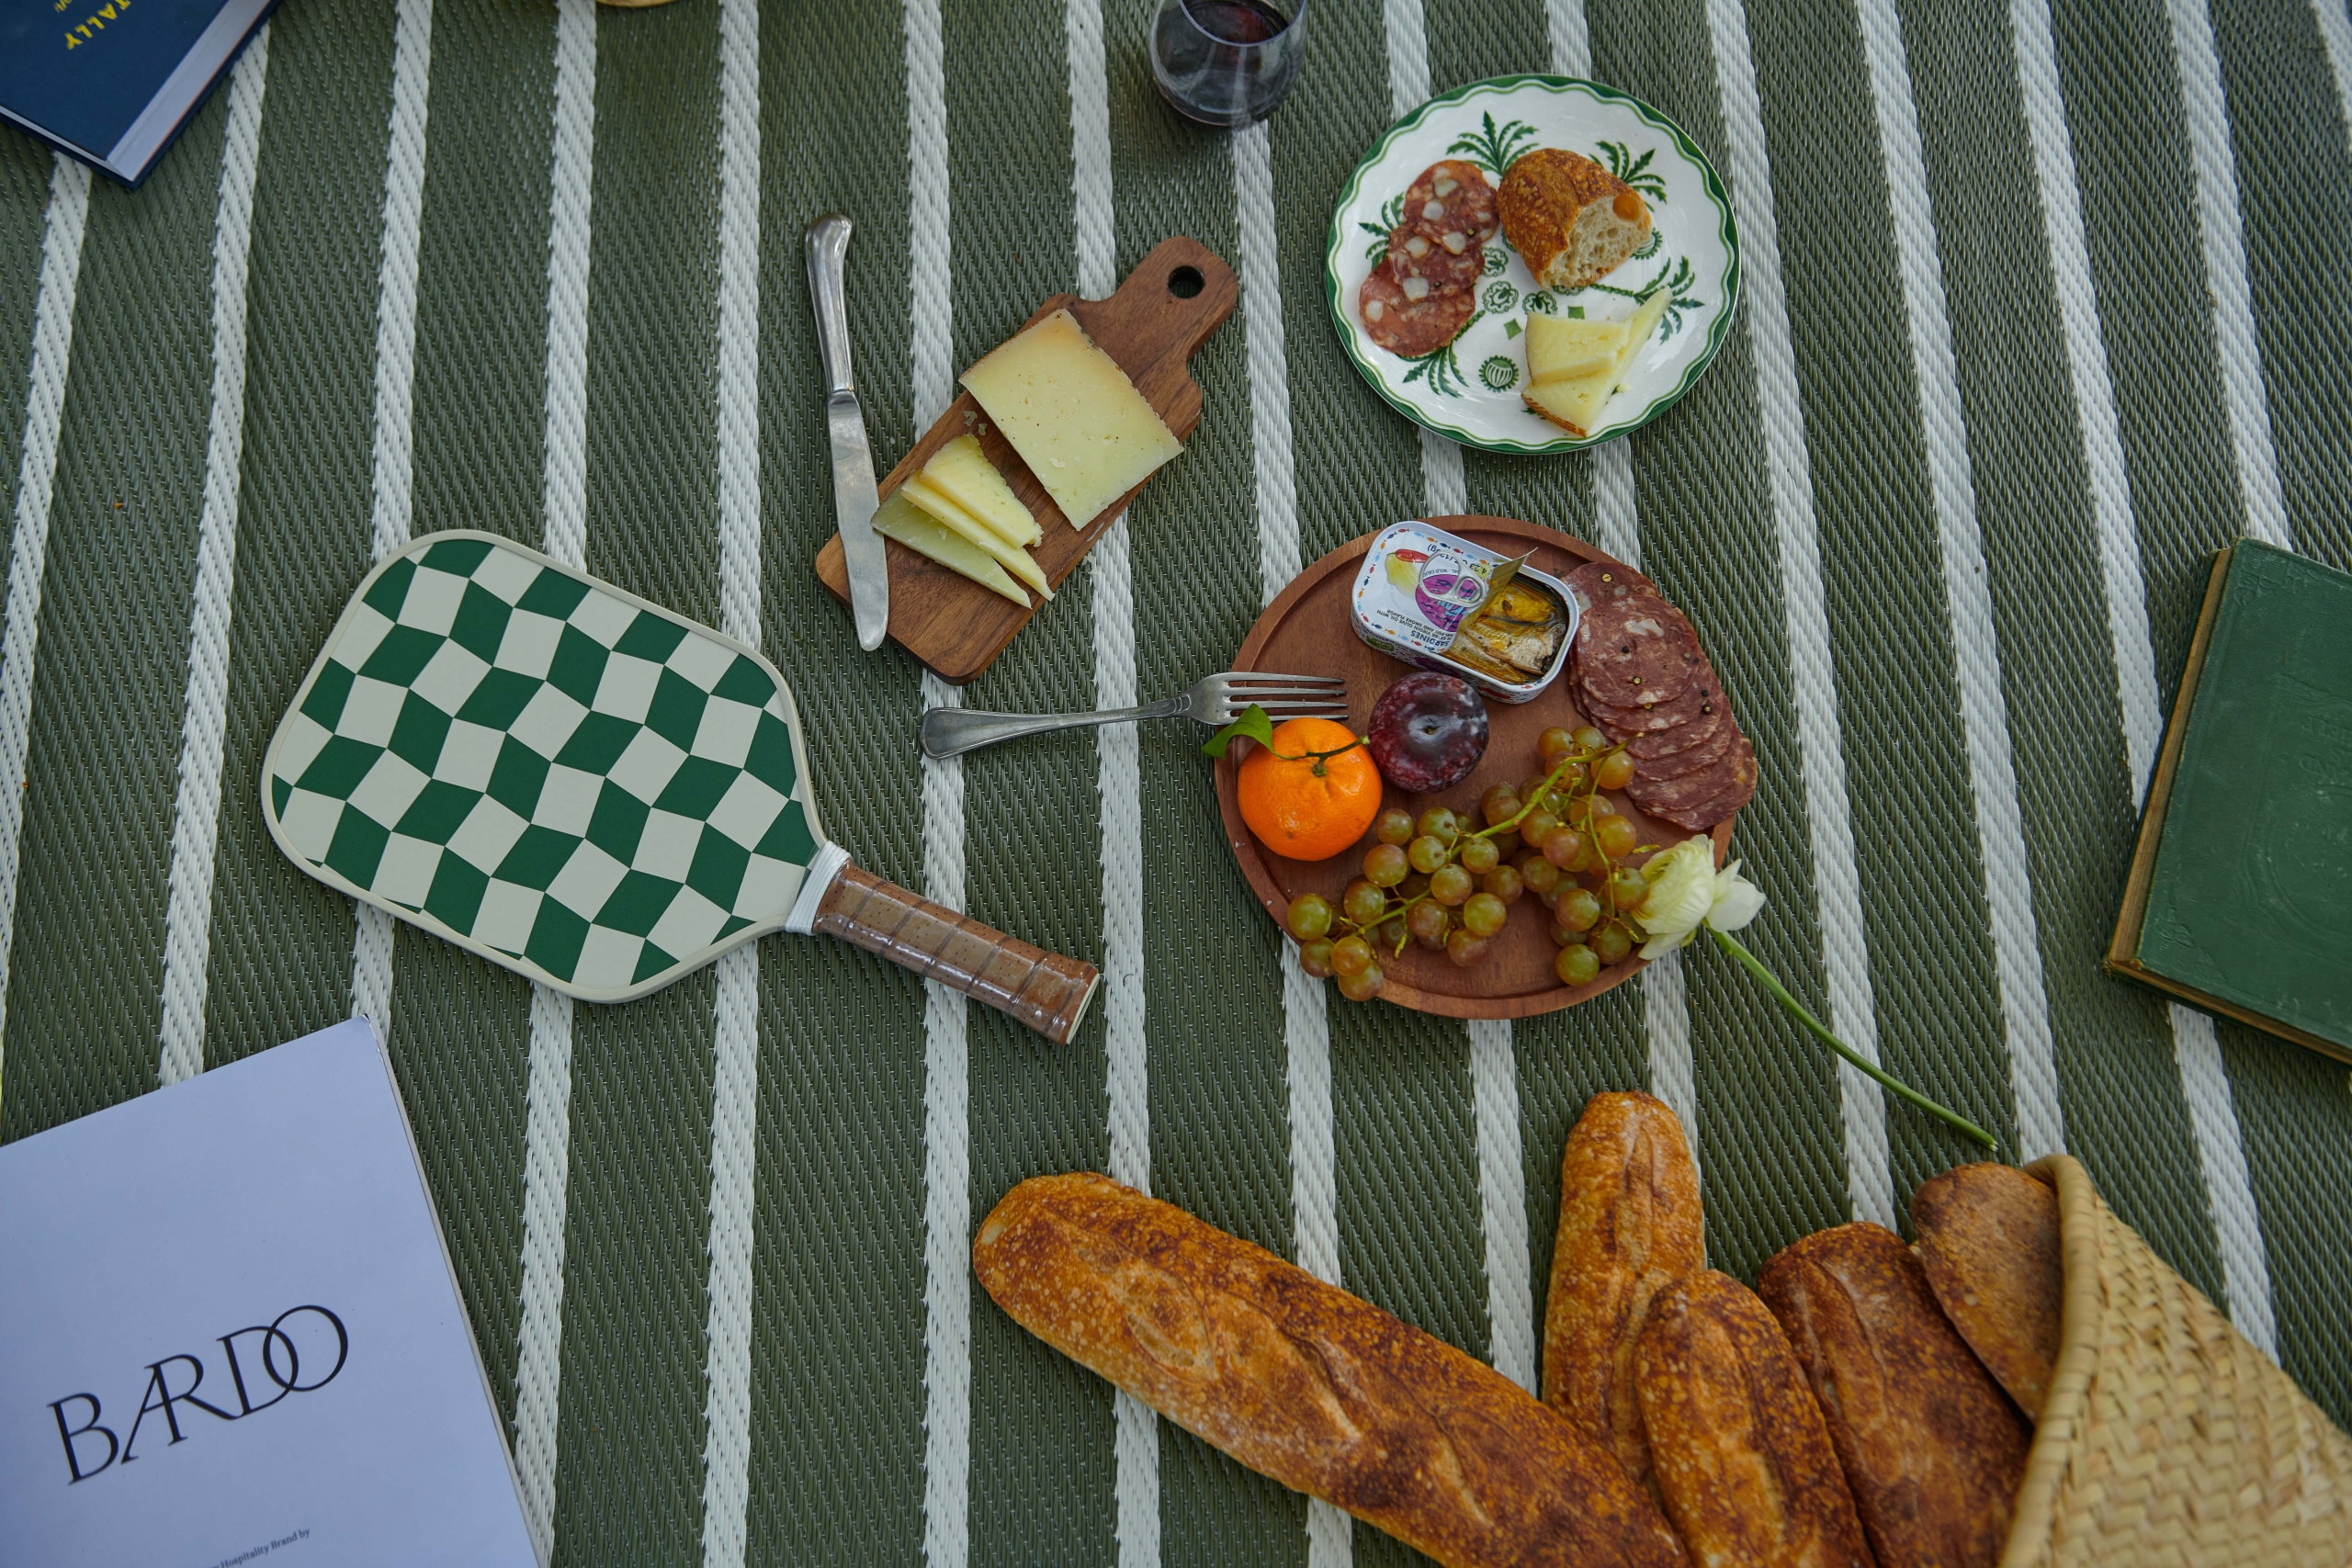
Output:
[1324, 74, 1742, 456]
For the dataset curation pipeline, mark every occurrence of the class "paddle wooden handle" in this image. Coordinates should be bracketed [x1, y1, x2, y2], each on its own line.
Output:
[813, 865, 1100, 1043]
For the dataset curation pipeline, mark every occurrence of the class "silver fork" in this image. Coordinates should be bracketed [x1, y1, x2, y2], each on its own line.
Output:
[919, 671, 1348, 760]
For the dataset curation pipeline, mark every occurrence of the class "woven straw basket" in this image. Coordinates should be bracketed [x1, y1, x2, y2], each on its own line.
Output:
[2001, 1156, 2352, 1567]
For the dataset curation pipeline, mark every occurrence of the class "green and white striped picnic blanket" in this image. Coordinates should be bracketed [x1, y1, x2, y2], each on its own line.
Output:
[0, 0, 2346, 1563]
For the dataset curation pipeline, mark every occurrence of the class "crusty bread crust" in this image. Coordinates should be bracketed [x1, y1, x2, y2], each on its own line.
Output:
[1636, 1271, 1877, 1568]
[1758, 1224, 2030, 1568]
[1910, 1163, 2062, 1420]
[1543, 1091, 1705, 1498]
[974, 1173, 1686, 1568]
[1498, 149, 1651, 292]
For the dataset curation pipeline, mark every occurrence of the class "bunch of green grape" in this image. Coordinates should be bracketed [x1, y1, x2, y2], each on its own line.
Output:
[1282, 725, 1651, 1002]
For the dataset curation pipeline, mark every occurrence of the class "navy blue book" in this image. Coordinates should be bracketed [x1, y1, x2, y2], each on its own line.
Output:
[0, 0, 275, 187]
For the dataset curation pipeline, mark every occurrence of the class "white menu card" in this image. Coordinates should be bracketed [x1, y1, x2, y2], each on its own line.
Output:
[0, 1018, 538, 1567]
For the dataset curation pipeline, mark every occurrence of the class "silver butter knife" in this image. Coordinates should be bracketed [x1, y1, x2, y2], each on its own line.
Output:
[806, 213, 889, 651]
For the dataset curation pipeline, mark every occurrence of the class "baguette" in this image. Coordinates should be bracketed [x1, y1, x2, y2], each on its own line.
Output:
[1543, 1090, 1705, 1497]
[1909, 1163, 2062, 1419]
[1758, 1224, 2030, 1568]
[973, 1173, 1686, 1568]
[1635, 1271, 1877, 1568]
[1498, 148, 1652, 293]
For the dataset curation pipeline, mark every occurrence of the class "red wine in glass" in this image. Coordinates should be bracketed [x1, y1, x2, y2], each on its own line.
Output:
[1151, 0, 1309, 128]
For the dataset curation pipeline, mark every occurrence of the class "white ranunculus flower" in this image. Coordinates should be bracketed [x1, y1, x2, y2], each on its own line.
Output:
[1634, 835, 1766, 960]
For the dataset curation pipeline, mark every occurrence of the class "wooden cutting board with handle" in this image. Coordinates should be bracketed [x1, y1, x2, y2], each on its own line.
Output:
[815, 236, 1238, 683]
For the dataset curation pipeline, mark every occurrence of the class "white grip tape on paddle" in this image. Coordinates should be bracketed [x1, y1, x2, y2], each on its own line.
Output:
[784, 842, 852, 935]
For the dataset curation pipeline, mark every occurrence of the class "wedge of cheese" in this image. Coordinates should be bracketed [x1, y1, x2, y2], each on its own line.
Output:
[872, 491, 1031, 608]
[919, 434, 1038, 547]
[895, 478, 1054, 600]
[1526, 315, 1630, 384]
[960, 309, 1182, 531]
[1522, 290, 1672, 437]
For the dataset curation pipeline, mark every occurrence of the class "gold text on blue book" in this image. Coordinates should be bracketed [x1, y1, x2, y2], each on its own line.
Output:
[62, 0, 131, 49]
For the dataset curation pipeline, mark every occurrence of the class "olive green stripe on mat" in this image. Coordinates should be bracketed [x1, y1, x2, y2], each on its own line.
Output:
[2208, 0, 2352, 570]
[1739, 1, 2030, 1210]
[0, 96, 232, 1144]
[1104, 2, 1312, 1559]
[200, 0, 397, 1066]
[545, 7, 728, 1565]
[740, 0, 929, 1556]
[388, 0, 561, 1451]
[1594, 0, 1864, 1273]
[943, 2, 1123, 1561]
[1893, 0, 2226, 1292]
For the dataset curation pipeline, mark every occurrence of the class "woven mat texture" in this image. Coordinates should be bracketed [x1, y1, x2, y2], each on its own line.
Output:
[1, 0, 2348, 1562]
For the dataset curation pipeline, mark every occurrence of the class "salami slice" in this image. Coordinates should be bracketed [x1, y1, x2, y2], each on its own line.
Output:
[1359, 267, 1477, 356]
[1562, 560, 1657, 615]
[1629, 734, 1757, 831]
[1400, 159, 1500, 245]
[1577, 592, 1707, 709]
[1622, 680, 1730, 760]
[1387, 220, 1485, 299]
[1635, 717, 1735, 782]
[1583, 667, 1718, 742]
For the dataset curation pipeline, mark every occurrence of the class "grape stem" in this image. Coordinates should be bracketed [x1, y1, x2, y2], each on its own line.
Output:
[1705, 927, 2000, 1154]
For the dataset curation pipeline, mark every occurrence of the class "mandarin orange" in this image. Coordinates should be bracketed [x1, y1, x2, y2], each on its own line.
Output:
[1237, 717, 1383, 863]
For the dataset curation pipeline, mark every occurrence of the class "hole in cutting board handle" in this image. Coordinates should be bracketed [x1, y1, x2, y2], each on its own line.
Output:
[1168, 265, 1205, 299]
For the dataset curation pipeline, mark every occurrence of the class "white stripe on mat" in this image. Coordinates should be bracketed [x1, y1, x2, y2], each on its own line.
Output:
[700, 0, 764, 1562]
[2007, 0, 2275, 1354]
[350, 0, 435, 1042]
[1231, 116, 1351, 1568]
[1385, 0, 1542, 1400]
[1699, 0, 1894, 1226]
[1062, 0, 1159, 1560]
[155, 27, 272, 1089]
[1584, 446, 1706, 1184]
[512, 2, 596, 1558]
[1856, 0, 2065, 1163]
[901, 0, 967, 1562]
[2163, 0, 2291, 550]
[2318, 0, 2352, 160]
[0, 157, 91, 1089]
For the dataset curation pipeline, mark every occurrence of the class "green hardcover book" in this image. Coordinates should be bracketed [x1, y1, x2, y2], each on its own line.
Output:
[2109, 541, 2352, 1061]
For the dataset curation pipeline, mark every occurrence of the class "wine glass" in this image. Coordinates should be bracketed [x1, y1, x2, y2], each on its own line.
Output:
[1149, 0, 1311, 129]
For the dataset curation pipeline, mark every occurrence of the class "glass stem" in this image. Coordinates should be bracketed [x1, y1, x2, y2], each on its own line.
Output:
[1705, 926, 1999, 1155]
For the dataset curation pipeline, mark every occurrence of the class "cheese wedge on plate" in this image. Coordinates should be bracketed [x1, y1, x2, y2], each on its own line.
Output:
[919, 434, 1039, 547]
[871, 491, 1031, 608]
[960, 309, 1182, 531]
[1523, 289, 1670, 438]
[1527, 316, 1630, 384]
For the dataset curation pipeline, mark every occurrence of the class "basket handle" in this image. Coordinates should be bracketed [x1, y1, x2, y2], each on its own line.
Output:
[812, 865, 1099, 1044]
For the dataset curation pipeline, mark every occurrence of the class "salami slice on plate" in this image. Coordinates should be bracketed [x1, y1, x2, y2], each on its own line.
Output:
[1359, 267, 1477, 357]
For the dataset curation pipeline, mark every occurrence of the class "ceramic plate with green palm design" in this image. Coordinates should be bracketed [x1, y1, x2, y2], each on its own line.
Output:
[1325, 74, 1741, 456]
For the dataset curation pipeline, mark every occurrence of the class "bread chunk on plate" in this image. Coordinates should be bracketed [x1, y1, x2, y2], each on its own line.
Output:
[1499, 148, 1651, 292]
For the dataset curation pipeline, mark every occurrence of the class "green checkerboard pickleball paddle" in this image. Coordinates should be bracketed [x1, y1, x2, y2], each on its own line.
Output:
[262, 532, 1099, 1042]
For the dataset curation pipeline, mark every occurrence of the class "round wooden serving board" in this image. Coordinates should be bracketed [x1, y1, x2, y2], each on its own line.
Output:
[1216, 515, 1737, 1021]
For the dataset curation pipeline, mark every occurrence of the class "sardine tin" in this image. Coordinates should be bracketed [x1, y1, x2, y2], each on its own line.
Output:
[1349, 521, 1577, 703]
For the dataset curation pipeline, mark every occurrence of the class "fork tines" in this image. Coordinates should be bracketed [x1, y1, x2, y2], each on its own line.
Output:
[1222, 671, 1347, 719]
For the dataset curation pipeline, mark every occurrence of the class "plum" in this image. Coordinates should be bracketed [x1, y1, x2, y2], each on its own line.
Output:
[1367, 672, 1489, 793]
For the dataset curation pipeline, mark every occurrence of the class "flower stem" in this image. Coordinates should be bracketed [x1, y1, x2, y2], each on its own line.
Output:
[1705, 927, 1998, 1154]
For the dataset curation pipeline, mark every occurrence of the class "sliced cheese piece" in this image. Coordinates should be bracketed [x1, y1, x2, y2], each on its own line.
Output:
[1523, 370, 1616, 438]
[1618, 288, 1670, 375]
[873, 491, 1031, 608]
[894, 479, 1054, 600]
[1526, 315, 1629, 384]
[959, 309, 1182, 531]
[1523, 291, 1675, 436]
[919, 434, 1038, 547]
